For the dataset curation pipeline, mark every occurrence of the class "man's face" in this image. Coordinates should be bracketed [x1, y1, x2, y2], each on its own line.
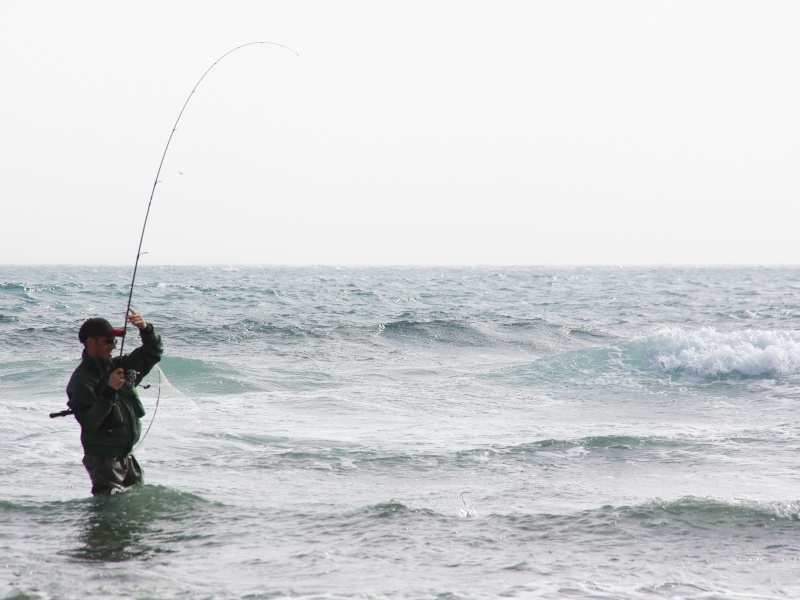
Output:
[86, 335, 117, 360]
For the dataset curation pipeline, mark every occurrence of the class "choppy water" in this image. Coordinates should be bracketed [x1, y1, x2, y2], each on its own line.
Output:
[2, 265, 800, 599]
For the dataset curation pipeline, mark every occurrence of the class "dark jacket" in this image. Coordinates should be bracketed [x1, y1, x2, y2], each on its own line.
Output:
[66, 324, 163, 457]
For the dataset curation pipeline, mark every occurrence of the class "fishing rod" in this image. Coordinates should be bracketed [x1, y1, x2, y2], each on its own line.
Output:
[117, 42, 297, 444]
[119, 41, 299, 355]
[50, 42, 299, 421]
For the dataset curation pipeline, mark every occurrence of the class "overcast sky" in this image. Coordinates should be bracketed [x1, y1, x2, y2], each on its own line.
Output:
[2, 1, 798, 266]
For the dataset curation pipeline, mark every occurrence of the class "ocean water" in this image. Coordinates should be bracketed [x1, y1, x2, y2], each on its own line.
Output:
[1, 265, 800, 600]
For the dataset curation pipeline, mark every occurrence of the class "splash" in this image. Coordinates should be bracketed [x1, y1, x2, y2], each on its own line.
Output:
[650, 327, 800, 377]
[458, 492, 479, 518]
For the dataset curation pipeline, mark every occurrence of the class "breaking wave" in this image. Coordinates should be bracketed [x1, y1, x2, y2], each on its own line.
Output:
[647, 327, 800, 377]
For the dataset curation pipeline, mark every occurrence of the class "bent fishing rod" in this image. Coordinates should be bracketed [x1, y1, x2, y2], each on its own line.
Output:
[50, 42, 298, 420]
[119, 41, 299, 355]
[118, 41, 298, 445]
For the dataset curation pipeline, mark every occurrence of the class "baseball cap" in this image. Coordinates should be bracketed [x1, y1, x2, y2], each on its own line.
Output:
[78, 318, 126, 343]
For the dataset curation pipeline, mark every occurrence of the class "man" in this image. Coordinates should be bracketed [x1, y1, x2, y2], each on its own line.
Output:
[67, 308, 163, 496]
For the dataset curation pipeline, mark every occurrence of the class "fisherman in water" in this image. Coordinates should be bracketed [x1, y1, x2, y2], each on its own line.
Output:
[67, 308, 163, 496]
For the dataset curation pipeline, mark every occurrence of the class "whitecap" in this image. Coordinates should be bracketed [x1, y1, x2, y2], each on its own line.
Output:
[650, 327, 800, 377]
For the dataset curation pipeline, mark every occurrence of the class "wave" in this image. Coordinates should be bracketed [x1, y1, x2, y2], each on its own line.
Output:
[454, 435, 711, 467]
[202, 433, 727, 475]
[0, 359, 76, 398]
[0, 485, 214, 563]
[156, 356, 261, 395]
[639, 496, 800, 522]
[644, 327, 800, 377]
[486, 326, 800, 386]
[378, 318, 493, 347]
[258, 496, 800, 535]
[0, 484, 208, 517]
[376, 316, 613, 355]
[495, 496, 800, 544]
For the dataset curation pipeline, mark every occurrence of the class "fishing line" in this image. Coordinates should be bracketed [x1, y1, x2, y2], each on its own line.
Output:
[113, 41, 298, 443]
[134, 366, 161, 450]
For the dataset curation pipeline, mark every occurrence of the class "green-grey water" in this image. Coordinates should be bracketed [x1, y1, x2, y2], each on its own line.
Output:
[2, 265, 800, 599]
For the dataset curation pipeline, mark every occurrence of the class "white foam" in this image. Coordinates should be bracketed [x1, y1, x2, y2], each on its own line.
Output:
[649, 327, 800, 377]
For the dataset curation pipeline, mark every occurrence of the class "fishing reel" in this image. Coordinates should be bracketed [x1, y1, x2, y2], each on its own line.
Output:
[124, 369, 140, 388]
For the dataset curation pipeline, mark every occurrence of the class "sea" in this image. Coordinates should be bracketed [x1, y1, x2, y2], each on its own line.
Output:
[1, 265, 799, 600]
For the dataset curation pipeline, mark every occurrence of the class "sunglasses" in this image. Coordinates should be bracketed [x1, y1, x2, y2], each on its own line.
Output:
[95, 337, 117, 345]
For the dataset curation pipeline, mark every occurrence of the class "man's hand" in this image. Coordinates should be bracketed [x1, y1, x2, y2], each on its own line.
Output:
[126, 308, 148, 331]
[108, 368, 125, 390]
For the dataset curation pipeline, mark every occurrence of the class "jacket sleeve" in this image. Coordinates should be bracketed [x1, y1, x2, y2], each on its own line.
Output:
[122, 323, 164, 381]
[67, 372, 121, 433]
